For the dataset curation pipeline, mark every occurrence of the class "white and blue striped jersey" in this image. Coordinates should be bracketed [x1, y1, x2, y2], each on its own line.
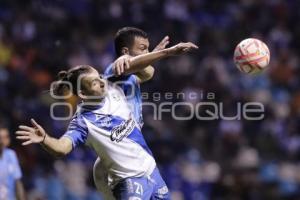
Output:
[104, 63, 144, 129]
[62, 81, 155, 187]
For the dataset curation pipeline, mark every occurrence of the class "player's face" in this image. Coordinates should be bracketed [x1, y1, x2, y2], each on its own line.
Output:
[80, 69, 107, 100]
[0, 128, 10, 149]
[129, 37, 149, 56]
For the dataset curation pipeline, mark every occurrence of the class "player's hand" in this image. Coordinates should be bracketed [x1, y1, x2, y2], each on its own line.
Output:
[166, 42, 198, 56]
[16, 119, 47, 145]
[113, 55, 131, 76]
[153, 36, 170, 52]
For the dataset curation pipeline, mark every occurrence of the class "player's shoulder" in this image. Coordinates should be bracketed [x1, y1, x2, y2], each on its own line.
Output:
[4, 148, 17, 159]
[103, 63, 114, 79]
[4, 148, 16, 154]
[68, 111, 88, 129]
[107, 74, 137, 84]
[104, 62, 137, 84]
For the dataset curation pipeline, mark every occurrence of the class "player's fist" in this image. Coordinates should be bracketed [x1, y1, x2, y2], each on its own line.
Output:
[16, 119, 47, 145]
[113, 55, 131, 76]
[166, 42, 198, 56]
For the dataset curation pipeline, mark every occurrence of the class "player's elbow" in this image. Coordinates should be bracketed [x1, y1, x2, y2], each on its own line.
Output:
[142, 66, 155, 81]
[53, 137, 72, 158]
[54, 150, 71, 158]
[52, 151, 67, 158]
[147, 67, 155, 80]
[144, 68, 155, 82]
[135, 66, 155, 83]
[53, 147, 71, 158]
[15, 179, 26, 200]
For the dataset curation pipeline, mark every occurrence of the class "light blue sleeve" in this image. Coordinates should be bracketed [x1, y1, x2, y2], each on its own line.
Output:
[104, 63, 114, 79]
[104, 63, 139, 93]
[115, 75, 138, 101]
[11, 151, 22, 180]
[104, 63, 138, 85]
[63, 116, 88, 148]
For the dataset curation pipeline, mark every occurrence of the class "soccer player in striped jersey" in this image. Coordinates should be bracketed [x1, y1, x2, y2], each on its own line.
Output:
[16, 42, 197, 200]
[95, 27, 170, 199]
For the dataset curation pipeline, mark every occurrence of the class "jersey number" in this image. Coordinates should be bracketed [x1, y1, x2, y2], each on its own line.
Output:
[133, 182, 143, 195]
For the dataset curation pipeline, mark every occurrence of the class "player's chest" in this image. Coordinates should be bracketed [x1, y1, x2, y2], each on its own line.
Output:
[100, 95, 131, 118]
[0, 159, 16, 179]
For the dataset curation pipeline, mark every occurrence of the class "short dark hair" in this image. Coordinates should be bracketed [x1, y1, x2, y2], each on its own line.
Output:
[114, 27, 148, 57]
[53, 65, 93, 96]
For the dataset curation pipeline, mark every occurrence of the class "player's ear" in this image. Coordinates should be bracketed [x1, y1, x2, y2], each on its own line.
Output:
[121, 47, 129, 55]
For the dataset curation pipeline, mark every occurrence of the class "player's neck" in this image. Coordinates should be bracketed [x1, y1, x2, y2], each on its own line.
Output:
[83, 97, 105, 104]
[81, 98, 106, 109]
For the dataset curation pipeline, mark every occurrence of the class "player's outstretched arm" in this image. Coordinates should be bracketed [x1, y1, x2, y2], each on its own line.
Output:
[115, 42, 198, 75]
[113, 55, 155, 83]
[112, 36, 169, 77]
[16, 119, 72, 157]
[15, 179, 26, 200]
[134, 36, 169, 83]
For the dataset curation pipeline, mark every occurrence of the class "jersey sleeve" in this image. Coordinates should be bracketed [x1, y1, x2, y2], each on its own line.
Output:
[62, 115, 88, 148]
[11, 151, 22, 180]
[104, 63, 138, 86]
[115, 75, 138, 100]
[104, 63, 139, 107]
[104, 63, 114, 79]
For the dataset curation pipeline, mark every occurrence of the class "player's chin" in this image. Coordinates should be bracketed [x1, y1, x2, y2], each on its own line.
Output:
[96, 89, 107, 98]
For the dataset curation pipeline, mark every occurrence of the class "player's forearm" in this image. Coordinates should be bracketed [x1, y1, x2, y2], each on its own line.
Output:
[127, 49, 168, 73]
[41, 135, 71, 157]
[15, 180, 26, 200]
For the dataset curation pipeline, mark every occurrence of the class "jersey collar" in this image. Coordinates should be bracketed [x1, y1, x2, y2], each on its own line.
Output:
[79, 98, 106, 111]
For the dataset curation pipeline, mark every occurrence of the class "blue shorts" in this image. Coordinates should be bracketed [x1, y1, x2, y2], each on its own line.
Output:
[112, 168, 170, 200]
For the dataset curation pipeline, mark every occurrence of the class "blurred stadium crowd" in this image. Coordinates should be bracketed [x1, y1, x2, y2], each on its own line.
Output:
[1, 0, 300, 199]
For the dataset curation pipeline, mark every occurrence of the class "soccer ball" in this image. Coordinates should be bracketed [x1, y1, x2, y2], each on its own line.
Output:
[234, 38, 270, 75]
